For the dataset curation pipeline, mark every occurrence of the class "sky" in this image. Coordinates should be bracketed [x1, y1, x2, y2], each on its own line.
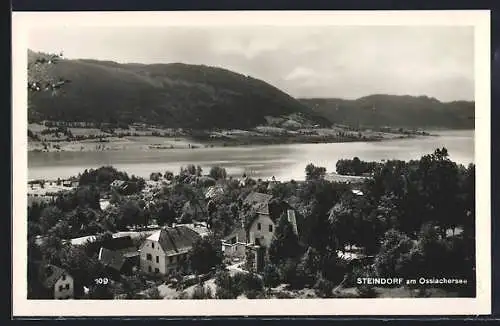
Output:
[28, 25, 474, 101]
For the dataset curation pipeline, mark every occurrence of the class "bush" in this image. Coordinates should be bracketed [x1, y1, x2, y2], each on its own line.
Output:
[275, 291, 294, 299]
[245, 289, 264, 299]
[314, 276, 335, 298]
[143, 286, 162, 299]
[175, 291, 189, 299]
[209, 166, 227, 180]
[356, 284, 378, 298]
[263, 263, 281, 288]
[242, 273, 264, 293]
[191, 284, 213, 299]
[346, 263, 375, 287]
[214, 269, 242, 299]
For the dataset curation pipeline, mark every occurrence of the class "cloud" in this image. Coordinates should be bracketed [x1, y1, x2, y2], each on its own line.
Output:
[284, 67, 318, 81]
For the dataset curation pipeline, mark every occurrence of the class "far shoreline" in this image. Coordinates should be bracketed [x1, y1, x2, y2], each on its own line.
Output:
[28, 129, 438, 153]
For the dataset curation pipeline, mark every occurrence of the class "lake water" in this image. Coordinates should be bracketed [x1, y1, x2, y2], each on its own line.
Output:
[28, 130, 474, 181]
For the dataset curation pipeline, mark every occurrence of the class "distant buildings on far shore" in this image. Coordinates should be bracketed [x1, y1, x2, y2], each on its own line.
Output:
[27, 178, 79, 206]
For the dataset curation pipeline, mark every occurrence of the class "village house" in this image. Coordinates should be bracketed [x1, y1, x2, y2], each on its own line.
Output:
[38, 264, 74, 299]
[221, 226, 248, 262]
[139, 225, 201, 275]
[204, 184, 225, 201]
[62, 178, 79, 188]
[97, 236, 140, 278]
[110, 180, 128, 192]
[221, 192, 301, 272]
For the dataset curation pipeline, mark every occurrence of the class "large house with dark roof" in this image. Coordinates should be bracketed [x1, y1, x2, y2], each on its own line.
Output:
[37, 264, 74, 299]
[139, 225, 201, 275]
[97, 235, 140, 278]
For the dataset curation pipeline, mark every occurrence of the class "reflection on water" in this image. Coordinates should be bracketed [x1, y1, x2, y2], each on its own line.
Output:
[28, 130, 474, 181]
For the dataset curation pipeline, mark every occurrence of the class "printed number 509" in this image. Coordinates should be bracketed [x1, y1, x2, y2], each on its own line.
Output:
[94, 278, 109, 285]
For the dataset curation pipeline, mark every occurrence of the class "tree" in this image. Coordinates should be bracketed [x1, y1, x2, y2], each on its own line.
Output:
[241, 272, 264, 293]
[150, 172, 162, 181]
[209, 166, 227, 180]
[262, 263, 281, 288]
[305, 164, 326, 181]
[196, 165, 203, 177]
[39, 206, 63, 234]
[215, 268, 241, 299]
[164, 171, 174, 181]
[74, 185, 100, 209]
[416, 148, 461, 237]
[189, 235, 223, 275]
[157, 200, 176, 226]
[374, 229, 418, 278]
[268, 214, 302, 265]
[121, 199, 145, 227]
[27, 239, 45, 299]
[210, 203, 237, 238]
[295, 247, 321, 287]
[88, 284, 114, 299]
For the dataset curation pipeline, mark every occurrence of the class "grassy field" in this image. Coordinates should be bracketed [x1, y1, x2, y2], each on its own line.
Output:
[27, 123, 420, 153]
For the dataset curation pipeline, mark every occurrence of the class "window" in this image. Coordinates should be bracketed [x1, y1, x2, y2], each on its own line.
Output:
[146, 254, 152, 261]
[169, 256, 173, 263]
[62, 274, 66, 281]
[152, 242, 155, 249]
[65, 284, 70, 290]
[148, 266, 152, 273]
[156, 256, 159, 263]
[154, 268, 159, 273]
[257, 223, 261, 230]
[269, 224, 273, 232]
[59, 285, 63, 291]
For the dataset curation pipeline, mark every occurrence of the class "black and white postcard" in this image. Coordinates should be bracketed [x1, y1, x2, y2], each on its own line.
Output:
[12, 10, 491, 316]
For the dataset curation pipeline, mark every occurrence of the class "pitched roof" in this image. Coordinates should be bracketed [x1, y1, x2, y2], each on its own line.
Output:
[205, 185, 224, 199]
[98, 247, 126, 271]
[223, 226, 247, 242]
[146, 225, 201, 256]
[69, 235, 98, 246]
[110, 180, 126, 187]
[101, 235, 135, 251]
[39, 264, 68, 289]
[243, 192, 273, 215]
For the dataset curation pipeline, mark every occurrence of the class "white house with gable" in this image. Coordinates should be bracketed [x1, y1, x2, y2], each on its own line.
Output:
[139, 225, 201, 275]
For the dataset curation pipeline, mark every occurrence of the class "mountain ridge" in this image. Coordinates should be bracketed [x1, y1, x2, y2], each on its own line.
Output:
[27, 50, 329, 129]
[28, 50, 474, 130]
[300, 95, 474, 129]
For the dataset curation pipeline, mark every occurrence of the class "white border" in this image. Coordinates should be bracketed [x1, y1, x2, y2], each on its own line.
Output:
[12, 10, 491, 316]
